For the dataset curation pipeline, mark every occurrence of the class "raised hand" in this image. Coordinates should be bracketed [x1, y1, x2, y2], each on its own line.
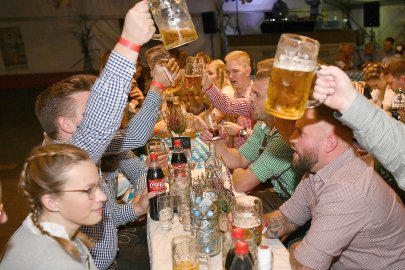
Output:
[313, 65, 357, 112]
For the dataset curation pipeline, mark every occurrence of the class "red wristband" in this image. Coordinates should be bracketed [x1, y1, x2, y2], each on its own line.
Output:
[204, 83, 213, 91]
[236, 128, 241, 137]
[118, 37, 141, 53]
[151, 80, 165, 91]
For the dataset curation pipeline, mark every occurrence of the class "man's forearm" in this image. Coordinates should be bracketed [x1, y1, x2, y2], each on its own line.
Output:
[289, 241, 313, 270]
[263, 210, 298, 239]
[215, 141, 245, 169]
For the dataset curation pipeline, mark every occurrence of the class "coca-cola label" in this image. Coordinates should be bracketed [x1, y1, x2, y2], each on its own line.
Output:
[148, 178, 166, 193]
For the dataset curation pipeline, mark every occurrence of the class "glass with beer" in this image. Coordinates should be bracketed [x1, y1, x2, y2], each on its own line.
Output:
[232, 195, 263, 246]
[172, 235, 211, 270]
[145, 45, 183, 94]
[265, 33, 320, 120]
[184, 56, 204, 93]
[148, 0, 198, 50]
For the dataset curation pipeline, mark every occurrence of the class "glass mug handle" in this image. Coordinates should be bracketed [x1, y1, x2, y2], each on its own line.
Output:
[198, 253, 211, 270]
[307, 64, 327, 108]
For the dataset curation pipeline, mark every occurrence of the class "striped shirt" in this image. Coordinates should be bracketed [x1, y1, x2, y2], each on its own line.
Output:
[280, 147, 405, 269]
[239, 121, 299, 197]
[338, 93, 405, 190]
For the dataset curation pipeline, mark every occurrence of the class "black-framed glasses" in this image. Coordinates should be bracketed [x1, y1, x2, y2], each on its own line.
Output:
[59, 179, 103, 200]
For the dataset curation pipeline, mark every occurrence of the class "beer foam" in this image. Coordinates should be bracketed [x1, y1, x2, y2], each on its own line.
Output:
[276, 55, 316, 72]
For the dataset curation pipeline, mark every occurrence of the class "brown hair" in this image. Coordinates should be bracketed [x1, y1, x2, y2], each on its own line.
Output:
[363, 63, 386, 81]
[225, 50, 251, 68]
[19, 144, 94, 261]
[256, 58, 274, 73]
[35, 74, 97, 140]
[385, 59, 405, 79]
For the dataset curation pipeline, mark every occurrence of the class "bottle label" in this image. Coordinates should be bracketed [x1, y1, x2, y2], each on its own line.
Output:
[148, 178, 166, 193]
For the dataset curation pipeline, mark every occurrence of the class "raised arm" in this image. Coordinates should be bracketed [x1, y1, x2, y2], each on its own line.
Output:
[70, 0, 155, 162]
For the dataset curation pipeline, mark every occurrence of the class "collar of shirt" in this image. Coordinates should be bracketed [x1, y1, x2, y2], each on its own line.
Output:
[234, 80, 253, 99]
[24, 213, 70, 240]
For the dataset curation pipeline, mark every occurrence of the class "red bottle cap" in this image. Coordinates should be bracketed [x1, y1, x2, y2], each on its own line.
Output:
[149, 153, 158, 161]
[231, 228, 244, 240]
[235, 241, 249, 255]
[174, 139, 182, 147]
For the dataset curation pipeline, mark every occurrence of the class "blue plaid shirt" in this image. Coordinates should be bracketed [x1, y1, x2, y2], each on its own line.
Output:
[59, 51, 160, 269]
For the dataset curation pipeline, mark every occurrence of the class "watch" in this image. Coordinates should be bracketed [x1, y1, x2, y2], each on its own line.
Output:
[239, 127, 248, 137]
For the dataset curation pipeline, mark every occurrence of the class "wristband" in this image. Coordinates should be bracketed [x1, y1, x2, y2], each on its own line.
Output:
[236, 128, 241, 137]
[151, 80, 165, 91]
[204, 83, 213, 91]
[118, 37, 141, 53]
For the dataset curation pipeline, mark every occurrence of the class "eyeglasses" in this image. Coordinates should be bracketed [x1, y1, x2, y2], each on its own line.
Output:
[59, 179, 103, 200]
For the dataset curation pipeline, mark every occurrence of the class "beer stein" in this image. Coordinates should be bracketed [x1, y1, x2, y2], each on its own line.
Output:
[231, 195, 263, 246]
[145, 45, 183, 93]
[148, 0, 198, 50]
[265, 33, 320, 120]
[184, 56, 204, 93]
[172, 235, 211, 270]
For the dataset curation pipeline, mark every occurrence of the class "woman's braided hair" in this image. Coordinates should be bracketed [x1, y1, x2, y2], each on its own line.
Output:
[19, 144, 94, 261]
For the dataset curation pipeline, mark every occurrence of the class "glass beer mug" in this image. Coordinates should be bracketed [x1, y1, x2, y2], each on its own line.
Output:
[172, 235, 210, 270]
[265, 33, 320, 120]
[148, 0, 198, 50]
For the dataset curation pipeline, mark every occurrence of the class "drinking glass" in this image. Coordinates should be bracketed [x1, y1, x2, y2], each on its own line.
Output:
[168, 163, 191, 192]
[147, 0, 198, 50]
[265, 33, 320, 120]
[232, 195, 263, 246]
[205, 113, 220, 141]
[157, 194, 174, 231]
[172, 235, 211, 270]
[184, 56, 204, 93]
[177, 192, 192, 232]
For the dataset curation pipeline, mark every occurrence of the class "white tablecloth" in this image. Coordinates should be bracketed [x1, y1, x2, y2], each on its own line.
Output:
[147, 214, 291, 270]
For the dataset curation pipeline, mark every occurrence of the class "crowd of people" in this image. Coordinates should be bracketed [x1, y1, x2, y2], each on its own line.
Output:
[0, 0, 405, 269]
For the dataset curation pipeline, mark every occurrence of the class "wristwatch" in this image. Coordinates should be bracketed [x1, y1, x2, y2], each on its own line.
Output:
[239, 127, 248, 138]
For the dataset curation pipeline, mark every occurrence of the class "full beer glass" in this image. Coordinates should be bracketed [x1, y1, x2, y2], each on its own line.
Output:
[148, 0, 198, 50]
[184, 56, 204, 92]
[265, 34, 320, 120]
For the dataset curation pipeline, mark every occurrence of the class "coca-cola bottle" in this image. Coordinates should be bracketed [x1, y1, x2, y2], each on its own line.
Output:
[230, 241, 254, 270]
[225, 228, 254, 270]
[147, 153, 166, 221]
[171, 139, 187, 165]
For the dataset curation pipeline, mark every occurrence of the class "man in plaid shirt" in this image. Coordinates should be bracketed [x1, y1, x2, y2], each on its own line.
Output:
[220, 51, 255, 149]
[34, 2, 179, 269]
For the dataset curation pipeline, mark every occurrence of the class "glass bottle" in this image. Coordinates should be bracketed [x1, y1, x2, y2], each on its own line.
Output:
[171, 139, 188, 165]
[230, 241, 254, 270]
[225, 228, 254, 270]
[204, 143, 223, 189]
[147, 153, 166, 221]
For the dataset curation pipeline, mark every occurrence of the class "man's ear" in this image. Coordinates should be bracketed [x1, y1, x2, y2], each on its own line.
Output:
[245, 66, 252, 77]
[57, 116, 75, 135]
[325, 134, 338, 153]
[41, 194, 60, 212]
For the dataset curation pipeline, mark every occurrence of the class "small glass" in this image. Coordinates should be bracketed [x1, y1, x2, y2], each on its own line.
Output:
[157, 194, 174, 231]
[177, 192, 192, 232]
[205, 113, 220, 141]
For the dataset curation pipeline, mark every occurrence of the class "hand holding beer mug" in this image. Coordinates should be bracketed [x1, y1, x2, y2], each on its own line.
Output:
[184, 56, 204, 93]
[266, 33, 320, 120]
[147, 0, 198, 50]
[145, 45, 182, 93]
[232, 195, 263, 246]
[172, 235, 211, 270]
[204, 112, 220, 141]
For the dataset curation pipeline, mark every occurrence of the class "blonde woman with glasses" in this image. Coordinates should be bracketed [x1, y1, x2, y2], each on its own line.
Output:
[0, 144, 106, 269]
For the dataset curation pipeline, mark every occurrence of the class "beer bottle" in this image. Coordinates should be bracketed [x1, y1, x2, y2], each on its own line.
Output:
[171, 139, 187, 165]
[147, 153, 166, 221]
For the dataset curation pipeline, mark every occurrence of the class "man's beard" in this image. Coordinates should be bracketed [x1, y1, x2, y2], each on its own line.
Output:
[293, 151, 318, 175]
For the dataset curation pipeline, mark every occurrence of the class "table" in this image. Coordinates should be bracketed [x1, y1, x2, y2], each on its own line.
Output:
[146, 134, 291, 269]
[147, 214, 292, 270]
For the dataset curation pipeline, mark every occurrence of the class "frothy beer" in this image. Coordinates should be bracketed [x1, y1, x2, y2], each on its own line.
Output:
[172, 260, 198, 270]
[161, 28, 198, 50]
[266, 59, 316, 120]
[184, 75, 202, 91]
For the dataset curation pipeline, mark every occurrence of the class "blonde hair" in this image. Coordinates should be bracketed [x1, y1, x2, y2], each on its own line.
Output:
[225, 50, 250, 68]
[19, 144, 94, 261]
[363, 63, 386, 81]
[206, 59, 231, 90]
